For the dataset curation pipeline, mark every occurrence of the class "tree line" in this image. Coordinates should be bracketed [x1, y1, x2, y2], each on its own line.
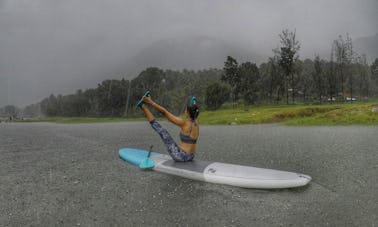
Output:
[219, 31, 378, 107]
[39, 68, 223, 117]
[2, 30, 378, 119]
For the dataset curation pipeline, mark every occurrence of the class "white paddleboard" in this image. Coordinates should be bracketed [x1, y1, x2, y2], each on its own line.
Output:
[119, 148, 311, 189]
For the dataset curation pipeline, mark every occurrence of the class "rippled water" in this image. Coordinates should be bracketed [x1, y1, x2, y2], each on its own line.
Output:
[1, 122, 377, 226]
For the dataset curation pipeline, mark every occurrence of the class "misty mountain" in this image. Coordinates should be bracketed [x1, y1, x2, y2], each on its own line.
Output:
[71, 34, 378, 102]
[120, 36, 266, 76]
[112, 33, 378, 79]
[354, 33, 378, 63]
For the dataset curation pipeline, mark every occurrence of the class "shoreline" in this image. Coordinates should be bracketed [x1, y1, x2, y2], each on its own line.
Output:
[7, 102, 378, 126]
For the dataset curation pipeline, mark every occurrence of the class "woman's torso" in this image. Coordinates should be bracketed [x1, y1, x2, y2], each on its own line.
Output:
[179, 120, 199, 154]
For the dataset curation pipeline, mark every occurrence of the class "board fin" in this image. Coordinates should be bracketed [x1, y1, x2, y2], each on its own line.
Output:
[139, 158, 155, 169]
[139, 145, 155, 169]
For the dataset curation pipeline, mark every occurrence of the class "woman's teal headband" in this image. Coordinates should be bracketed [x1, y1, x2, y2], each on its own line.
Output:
[189, 96, 197, 105]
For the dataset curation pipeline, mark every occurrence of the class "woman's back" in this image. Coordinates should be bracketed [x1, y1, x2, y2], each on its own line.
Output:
[179, 120, 199, 154]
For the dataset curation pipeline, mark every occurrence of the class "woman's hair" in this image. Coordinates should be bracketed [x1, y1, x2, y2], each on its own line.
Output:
[187, 96, 199, 120]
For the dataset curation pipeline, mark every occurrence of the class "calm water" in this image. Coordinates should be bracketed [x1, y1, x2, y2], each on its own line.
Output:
[1, 122, 377, 226]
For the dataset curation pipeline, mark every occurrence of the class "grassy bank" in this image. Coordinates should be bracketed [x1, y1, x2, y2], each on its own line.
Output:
[12, 103, 378, 125]
[199, 103, 378, 126]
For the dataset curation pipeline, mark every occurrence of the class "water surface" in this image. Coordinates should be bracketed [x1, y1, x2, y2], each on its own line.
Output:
[1, 122, 377, 226]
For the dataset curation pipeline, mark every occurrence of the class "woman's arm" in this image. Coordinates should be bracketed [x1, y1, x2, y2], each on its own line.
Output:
[144, 97, 185, 126]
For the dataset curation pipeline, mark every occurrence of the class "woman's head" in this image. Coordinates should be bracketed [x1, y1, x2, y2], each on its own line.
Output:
[186, 96, 199, 120]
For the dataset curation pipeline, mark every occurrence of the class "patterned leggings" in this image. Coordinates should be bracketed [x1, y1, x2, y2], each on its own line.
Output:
[150, 120, 194, 162]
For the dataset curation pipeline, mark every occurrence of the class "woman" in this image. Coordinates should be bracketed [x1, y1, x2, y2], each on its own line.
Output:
[138, 91, 199, 162]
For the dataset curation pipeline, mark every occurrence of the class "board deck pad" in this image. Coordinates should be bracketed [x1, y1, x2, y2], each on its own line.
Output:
[162, 160, 212, 172]
[119, 148, 311, 189]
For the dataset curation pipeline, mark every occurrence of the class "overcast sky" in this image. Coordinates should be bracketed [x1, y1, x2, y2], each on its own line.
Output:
[1, 0, 377, 107]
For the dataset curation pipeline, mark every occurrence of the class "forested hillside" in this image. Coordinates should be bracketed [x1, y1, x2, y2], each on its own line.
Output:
[2, 31, 378, 119]
[28, 54, 378, 118]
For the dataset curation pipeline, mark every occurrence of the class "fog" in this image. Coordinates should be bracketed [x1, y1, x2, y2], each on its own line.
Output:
[0, 0, 377, 107]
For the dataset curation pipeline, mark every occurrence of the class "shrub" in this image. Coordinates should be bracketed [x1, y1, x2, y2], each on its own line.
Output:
[205, 83, 231, 110]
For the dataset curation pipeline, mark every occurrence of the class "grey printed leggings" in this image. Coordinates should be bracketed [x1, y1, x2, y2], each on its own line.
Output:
[150, 120, 194, 162]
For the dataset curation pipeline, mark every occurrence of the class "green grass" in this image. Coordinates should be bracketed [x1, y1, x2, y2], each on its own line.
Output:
[199, 103, 378, 126]
[13, 103, 378, 126]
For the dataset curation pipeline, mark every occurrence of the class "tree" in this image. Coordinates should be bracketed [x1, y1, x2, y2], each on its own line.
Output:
[238, 62, 260, 104]
[371, 58, 378, 87]
[96, 80, 127, 117]
[332, 34, 354, 101]
[221, 56, 240, 107]
[40, 94, 59, 116]
[62, 91, 91, 117]
[21, 103, 41, 118]
[2, 105, 19, 119]
[205, 83, 230, 110]
[131, 67, 165, 107]
[312, 56, 325, 103]
[83, 88, 99, 116]
[326, 58, 338, 103]
[352, 54, 370, 100]
[260, 57, 284, 103]
[275, 29, 301, 104]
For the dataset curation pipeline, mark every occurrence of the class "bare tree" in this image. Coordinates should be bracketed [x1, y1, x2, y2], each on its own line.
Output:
[332, 34, 354, 101]
[274, 29, 301, 104]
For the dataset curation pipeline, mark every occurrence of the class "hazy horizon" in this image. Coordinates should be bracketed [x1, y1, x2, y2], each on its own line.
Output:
[1, 0, 377, 107]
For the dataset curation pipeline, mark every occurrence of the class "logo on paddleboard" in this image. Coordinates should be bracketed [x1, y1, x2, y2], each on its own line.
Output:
[208, 168, 216, 173]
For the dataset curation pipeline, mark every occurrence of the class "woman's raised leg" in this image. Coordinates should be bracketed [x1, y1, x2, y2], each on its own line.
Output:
[140, 105, 155, 122]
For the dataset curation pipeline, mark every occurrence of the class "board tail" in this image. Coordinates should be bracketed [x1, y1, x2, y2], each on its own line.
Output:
[138, 145, 155, 169]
